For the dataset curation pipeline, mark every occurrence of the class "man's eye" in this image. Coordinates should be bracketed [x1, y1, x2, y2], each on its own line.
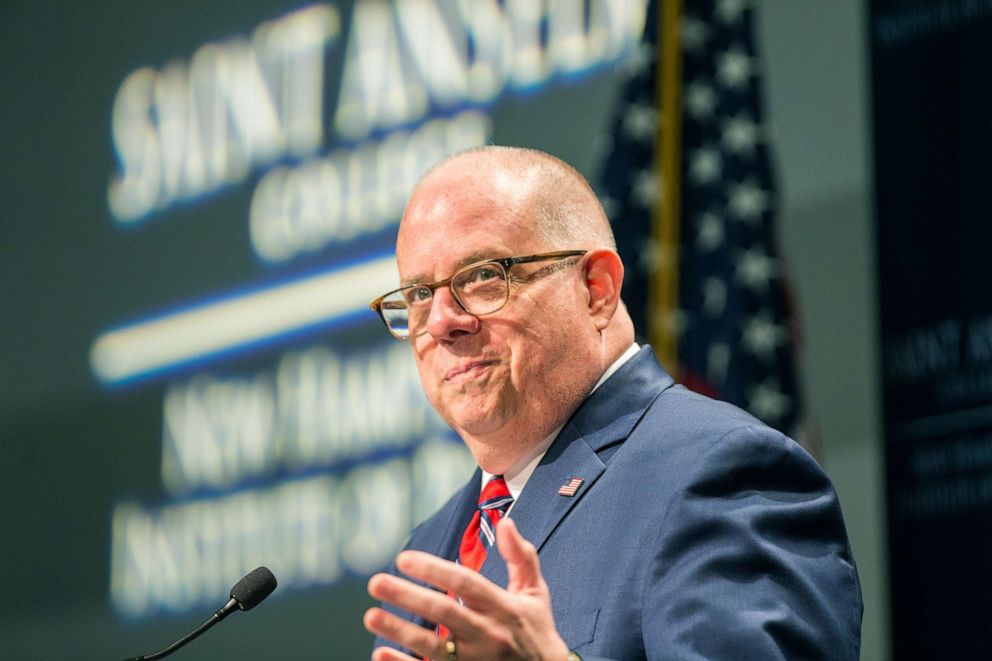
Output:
[405, 287, 432, 303]
[466, 266, 502, 283]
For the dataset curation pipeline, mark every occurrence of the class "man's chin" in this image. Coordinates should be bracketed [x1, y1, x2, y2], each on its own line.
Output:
[446, 400, 512, 438]
[452, 414, 507, 438]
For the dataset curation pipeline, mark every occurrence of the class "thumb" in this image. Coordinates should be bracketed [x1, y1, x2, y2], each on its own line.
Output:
[496, 517, 543, 594]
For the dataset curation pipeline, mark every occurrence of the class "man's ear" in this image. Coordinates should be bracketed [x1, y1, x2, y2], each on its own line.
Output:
[583, 249, 624, 330]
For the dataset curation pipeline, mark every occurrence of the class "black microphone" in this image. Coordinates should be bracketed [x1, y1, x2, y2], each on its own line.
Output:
[122, 567, 278, 660]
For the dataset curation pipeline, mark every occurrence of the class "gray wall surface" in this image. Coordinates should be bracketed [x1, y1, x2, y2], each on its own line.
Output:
[758, 3, 888, 660]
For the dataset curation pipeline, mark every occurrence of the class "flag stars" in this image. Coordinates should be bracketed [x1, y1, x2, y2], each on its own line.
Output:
[716, 46, 755, 90]
[652, 307, 686, 338]
[638, 238, 666, 273]
[734, 247, 776, 291]
[685, 80, 718, 120]
[620, 42, 654, 78]
[696, 211, 725, 252]
[623, 102, 659, 141]
[681, 16, 712, 54]
[689, 145, 722, 184]
[716, 0, 748, 25]
[742, 312, 787, 359]
[721, 113, 760, 155]
[702, 276, 727, 317]
[748, 380, 792, 422]
[707, 342, 731, 386]
[727, 180, 770, 222]
[632, 167, 663, 207]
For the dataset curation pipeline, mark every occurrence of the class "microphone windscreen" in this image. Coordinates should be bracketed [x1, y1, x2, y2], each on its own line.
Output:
[230, 567, 278, 611]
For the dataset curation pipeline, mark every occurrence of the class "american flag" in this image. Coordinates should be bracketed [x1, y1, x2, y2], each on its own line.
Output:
[558, 477, 584, 497]
[596, 0, 805, 438]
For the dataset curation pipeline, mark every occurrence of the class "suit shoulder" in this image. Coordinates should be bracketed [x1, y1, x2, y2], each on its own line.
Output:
[625, 383, 826, 487]
[637, 384, 778, 442]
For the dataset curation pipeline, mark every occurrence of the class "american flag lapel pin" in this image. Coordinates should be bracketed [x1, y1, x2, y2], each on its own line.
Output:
[558, 476, 584, 497]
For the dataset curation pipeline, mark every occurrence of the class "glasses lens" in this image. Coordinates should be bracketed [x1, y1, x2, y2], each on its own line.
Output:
[379, 291, 412, 338]
[452, 262, 508, 315]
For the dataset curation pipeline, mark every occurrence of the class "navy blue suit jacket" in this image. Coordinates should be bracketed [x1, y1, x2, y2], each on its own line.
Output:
[375, 347, 862, 659]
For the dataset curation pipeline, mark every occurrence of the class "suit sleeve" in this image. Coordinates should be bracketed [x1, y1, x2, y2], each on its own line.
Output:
[641, 424, 862, 660]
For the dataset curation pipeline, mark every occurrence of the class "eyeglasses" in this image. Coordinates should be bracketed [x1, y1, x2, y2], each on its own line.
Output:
[369, 250, 588, 339]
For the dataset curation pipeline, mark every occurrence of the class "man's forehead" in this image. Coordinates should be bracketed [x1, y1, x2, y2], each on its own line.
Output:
[396, 154, 538, 283]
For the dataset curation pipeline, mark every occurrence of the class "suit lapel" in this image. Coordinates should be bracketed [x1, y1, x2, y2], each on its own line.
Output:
[480, 423, 606, 585]
[481, 347, 674, 586]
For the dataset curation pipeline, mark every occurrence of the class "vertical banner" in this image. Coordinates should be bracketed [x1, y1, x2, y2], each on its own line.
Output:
[870, 1, 992, 657]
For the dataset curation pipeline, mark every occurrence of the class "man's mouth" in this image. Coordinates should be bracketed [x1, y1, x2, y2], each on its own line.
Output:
[444, 360, 498, 382]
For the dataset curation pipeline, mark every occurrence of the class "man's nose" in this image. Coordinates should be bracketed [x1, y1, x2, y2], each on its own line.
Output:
[425, 287, 480, 341]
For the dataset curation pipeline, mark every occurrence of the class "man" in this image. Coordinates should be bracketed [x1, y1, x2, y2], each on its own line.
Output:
[364, 146, 862, 660]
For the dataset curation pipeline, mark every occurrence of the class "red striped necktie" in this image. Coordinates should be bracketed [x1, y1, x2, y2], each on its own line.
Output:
[460, 475, 514, 571]
[437, 475, 513, 639]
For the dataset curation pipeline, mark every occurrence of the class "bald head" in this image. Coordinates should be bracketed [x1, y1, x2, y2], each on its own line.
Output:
[401, 146, 616, 254]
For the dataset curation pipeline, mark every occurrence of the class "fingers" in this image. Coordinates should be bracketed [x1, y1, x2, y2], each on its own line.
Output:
[496, 517, 544, 594]
[394, 551, 506, 611]
[370, 646, 417, 661]
[367, 572, 476, 633]
[364, 606, 447, 661]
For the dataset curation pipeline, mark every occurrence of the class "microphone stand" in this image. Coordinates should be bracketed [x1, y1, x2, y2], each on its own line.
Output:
[122, 597, 238, 661]
[121, 566, 276, 660]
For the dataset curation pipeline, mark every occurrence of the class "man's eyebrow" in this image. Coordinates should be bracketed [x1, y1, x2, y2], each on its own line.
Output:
[400, 251, 502, 287]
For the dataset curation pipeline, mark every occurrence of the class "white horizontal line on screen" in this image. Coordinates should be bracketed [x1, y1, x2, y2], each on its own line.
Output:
[90, 255, 397, 385]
